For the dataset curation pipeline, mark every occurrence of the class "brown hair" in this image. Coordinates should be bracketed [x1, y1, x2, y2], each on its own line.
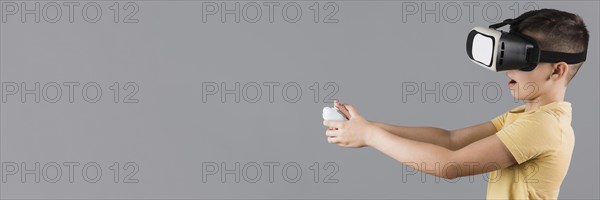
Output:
[513, 9, 589, 83]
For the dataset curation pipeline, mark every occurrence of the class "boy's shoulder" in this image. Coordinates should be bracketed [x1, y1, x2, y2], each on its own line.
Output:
[515, 101, 573, 135]
[532, 101, 572, 121]
[543, 101, 572, 113]
[494, 101, 572, 130]
[509, 101, 572, 116]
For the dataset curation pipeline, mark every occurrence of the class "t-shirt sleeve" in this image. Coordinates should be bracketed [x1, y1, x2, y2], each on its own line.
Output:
[491, 111, 508, 131]
[495, 111, 561, 164]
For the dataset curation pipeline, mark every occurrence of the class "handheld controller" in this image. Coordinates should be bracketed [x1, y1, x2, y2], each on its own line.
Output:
[322, 107, 348, 121]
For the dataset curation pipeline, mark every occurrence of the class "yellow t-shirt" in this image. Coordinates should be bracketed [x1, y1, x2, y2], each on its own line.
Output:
[487, 101, 575, 200]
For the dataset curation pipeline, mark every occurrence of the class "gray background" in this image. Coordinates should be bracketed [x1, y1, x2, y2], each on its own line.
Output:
[1, 0, 598, 199]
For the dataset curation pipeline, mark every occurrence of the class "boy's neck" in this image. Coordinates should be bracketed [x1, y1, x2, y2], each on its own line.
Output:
[523, 88, 566, 112]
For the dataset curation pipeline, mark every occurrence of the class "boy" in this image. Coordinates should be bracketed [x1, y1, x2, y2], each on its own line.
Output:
[323, 9, 589, 199]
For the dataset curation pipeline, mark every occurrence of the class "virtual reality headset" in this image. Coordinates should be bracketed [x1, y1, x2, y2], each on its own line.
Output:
[466, 10, 587, 72]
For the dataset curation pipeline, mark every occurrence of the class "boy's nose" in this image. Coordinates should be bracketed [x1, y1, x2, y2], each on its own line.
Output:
[505, 70, 517, 77]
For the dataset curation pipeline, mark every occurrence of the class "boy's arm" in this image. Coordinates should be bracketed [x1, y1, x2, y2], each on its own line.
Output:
[370, 122, 452, 149]
[367, 126, 516, 179]
[370, 121, 497, 151]
[334, 101, 497, 151]
[325, 104, 515, 179]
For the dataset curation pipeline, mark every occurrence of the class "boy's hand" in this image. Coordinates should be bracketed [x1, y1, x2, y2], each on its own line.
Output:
[323, 103, 376, 148]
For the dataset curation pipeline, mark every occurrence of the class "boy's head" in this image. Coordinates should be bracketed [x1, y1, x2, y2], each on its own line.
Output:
[506, 9, 589, 100]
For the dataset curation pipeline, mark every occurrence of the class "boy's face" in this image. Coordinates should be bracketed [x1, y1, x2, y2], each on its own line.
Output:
[505, 30, 568, 101]
[505, 63, 555, 100]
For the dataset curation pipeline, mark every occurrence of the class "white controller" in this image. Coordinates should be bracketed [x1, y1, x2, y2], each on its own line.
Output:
[322, 107, 348, 121]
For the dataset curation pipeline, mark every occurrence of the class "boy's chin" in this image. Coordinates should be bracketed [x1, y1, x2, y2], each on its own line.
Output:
[510, 94, 538, 102]
[509, 91, 527, 101]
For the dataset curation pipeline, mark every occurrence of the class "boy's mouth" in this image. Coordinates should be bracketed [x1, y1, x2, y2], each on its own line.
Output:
[508, 79, 517, 87]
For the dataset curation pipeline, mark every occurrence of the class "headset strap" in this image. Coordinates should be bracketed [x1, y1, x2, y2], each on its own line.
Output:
[540, 50, 587, 64]
[489, 10, 542, 30]
[490, 9, 588, 64]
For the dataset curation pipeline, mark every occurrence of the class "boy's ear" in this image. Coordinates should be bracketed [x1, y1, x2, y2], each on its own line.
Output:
[550, 62, 569, 81]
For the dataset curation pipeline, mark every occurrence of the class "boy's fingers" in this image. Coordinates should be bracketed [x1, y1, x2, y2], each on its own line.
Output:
[326, 129, 340, 137]
[327, 136, 340, 144]
[334, 101, 351, 119]
[345, 104, 360, 118]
